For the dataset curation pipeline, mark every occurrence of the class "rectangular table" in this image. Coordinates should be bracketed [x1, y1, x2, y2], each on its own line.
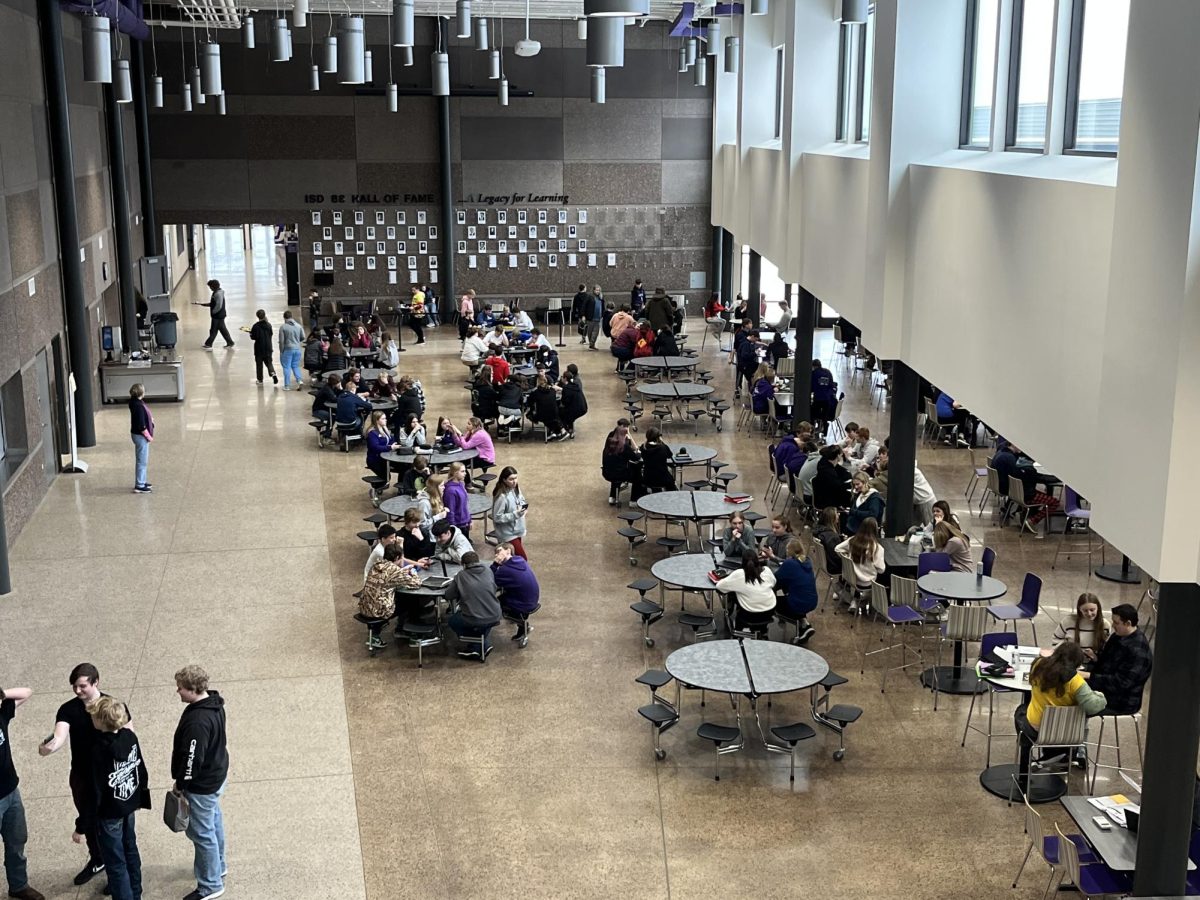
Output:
[1061, 796, 1196, 872]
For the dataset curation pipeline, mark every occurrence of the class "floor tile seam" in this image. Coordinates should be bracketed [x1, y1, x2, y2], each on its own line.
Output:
[129, 667, 346, 690]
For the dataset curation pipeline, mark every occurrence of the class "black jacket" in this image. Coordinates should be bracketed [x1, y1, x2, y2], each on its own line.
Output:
[656, 330, 679, 356]
[312, 383, 340, 417]
[84, 729, 150, 828]
[496, 381, 523, 410]
[736, 339, 759, 374]
[647, 295, 674, 333]
[472, 382, 499, 420]
[812, 459, 852, 510]
[640, 440, 675, 490]
[249, 320, 273, 358]
[571, 291, 590, 319]
[529, 386, 561, 426]
[128, 397, 153, 436]
[323, 352, 349, 373]
[602, 433, 640, 483]
[559, 380, 587, 424]
[304, 341, 325, 370]
[171, 692, 229, 794]
[814, 526, 843, 575]
[396, 389, 423, 422]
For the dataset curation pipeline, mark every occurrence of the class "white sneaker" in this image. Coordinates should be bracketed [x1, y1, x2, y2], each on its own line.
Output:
[847, 600, 859, 613]
[608, 497, 616, 506]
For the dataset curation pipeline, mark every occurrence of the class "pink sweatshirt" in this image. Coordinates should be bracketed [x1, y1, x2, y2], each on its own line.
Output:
[455, 428, 496, 464]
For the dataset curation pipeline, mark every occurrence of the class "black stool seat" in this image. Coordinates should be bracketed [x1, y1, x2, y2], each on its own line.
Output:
[353, 612, 390, 627]
[362, 475, 386, 486]
[679, 612, 714, 628]
[744, 511, 765, 523]
[771, 723, 817, 745]
[363, 512, 388, 525]
[618, 527, 647, 540]
[827, 704, 863, 725]
[639, 703, 679, 727]
[714, 472, 738, 484]
[697, 723, 740, 744]
[476, 473, 497, 485]
[630, 599, 664, 618]
[656, 537, 686, 551]
[617, 511, 645, 523]
[684, 479, 709, 490]
[356, 530, 378, 544]
[635, 669, 672, 690]
[821, 671, 850, 689]
[308, 420, 325, 429]
[710, 461, 729, 471]
[503, 602, 540, 623]
[628, 577, 659, 593]
[399, 621, 437, 637]
[687, 409, 706, 420]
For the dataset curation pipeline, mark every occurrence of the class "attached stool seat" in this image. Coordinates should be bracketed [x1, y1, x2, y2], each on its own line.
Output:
[397, 620, 441, 668]
[502, 602, 540, 649]
[678, 612, 716, 640]
[769, 722, 817, 783]
[697, 723, 743, 780]
[353, 612, 391, 656]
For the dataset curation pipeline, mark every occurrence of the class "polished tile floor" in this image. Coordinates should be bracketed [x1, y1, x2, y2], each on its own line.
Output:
[0, 226, 1150, 899]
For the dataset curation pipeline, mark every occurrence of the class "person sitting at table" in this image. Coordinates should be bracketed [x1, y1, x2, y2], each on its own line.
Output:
[491, 468, 528, 558]
[798, 445, 823, 503]
[991, 442, 1060, 532]
[844, 471, 886, 535]
[449, 417, 497, 477]
[766, 332, 790, 368]
[494, 375, 524, 429]
[322, 337, 349, 374]
[654, 326, 679, 357]
[335, 383, 372, 431]
[525, 327, 551, 351]
[721, 512, 759, 559]
[774, 538, 818, 644]
[1014, 642, 1107, 787]
[760, 516, 794, 563]
[905, 499, 956, 545]
[533, 344, 560, 382]
[445, 551, 502, 660]
[731, 295, 749, 322]
[417, 474, 447, 537]
[395, 412, 427, 451]
[366, 314, 385, 339]
[716, 550, 777, 632]
[342, 369, 369, 397]
[704, 294, 726, 321]
[631, 323, 656, 360]
[1080, 603, 1153, 717]
[432, 518, 473, 564]
[772, 426, 807, 478]
[558, 369, 588, 439]
[602, 418, 641, 506]
[470, 369, 499, 424]
[610, 323, 639, 371]
[475, 306, 496, 329]
[359, 543, 422, 649]
[379, 331, 400, 369]
[932, 520, 974, 573]
[492, 543, 539, 642]
[482, 348, 511, 386]
[443, 462, 473, 539]
[400, 508, 435, 561]
[1052, 593, 1109, 660]
[635, 427, 675, 497]
[528, 374, 567, 442]
[461, 326, 490, 374]
[869, 454, 888, 496]
[484, 323, 509, 351]
[812, 445, 852, 510]
[364, 411, 401, 483]
[348, 322, 372, 349]
[511, 307, 533, 335]
[935, 390, 972, 448]
[834, 517, 886, 610]
[304, 331, 327, 380]
[810, 359, 838, 436]
[609, 306, 635, 342]
[312, 374, 341, 425]
[814, 507, 844, 576]
[751, 364, 776, 416]
[433, 417, 458, 452]
[327, 313, 351, 344]
[395, 376, 423, 422]
[371, 372, 398, 401]
[401, 455, 432, 497]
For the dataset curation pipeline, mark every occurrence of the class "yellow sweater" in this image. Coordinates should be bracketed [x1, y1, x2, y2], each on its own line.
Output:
[1027, 673, 1107, 729]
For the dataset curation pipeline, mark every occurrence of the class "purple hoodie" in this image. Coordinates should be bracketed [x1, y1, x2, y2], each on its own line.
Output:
[443, 479, 471, 528]
[491, 556, 540, 614]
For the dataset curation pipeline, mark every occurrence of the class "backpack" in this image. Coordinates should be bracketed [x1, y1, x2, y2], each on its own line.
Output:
[633, 337, 653, 358]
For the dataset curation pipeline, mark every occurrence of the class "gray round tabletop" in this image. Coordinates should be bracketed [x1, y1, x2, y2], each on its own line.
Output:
[637, 383, 714, 401]
[382, 447, 480, 468]
[651, 552, 723, 591]
[917, 572, 1007, 602]
[348, 347, 379, 357]
[666, 640, 830, 695]
[666, 641, 752, 694]
[636, 490, 750, 519]
[359, 368, 395, 382]
[379, 492, 492, 518]
[395, 561, 464, 597]
[665, 443, 718, 466]
[742, 641, 830, 694]
[324, 397, 395, 412]
[630, 356, 697, 372]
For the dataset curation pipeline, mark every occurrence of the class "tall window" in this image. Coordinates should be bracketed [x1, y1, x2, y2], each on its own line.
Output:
[857, 7, 875, 142]
[836, 7, 874, 144]
[1006, 0, 1054, 150]
[961, 0, 999, 148]
[836, 26, 851, 141]
[1065, 0, 1129, 154]
[773, 46, 785, 140]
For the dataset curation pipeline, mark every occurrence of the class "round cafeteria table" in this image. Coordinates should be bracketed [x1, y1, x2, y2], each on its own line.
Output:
[651, 551, 726, 592]
[380, 492, 491, 520]
[630, 356, 698, 378]
[637, 491, 750, 550]
[348, 347, 379, 359]
[382, 447, 479, 469]
[395, 561, 464, 599]
[636, 383, 714, 402]
[883, 540, 923, 578]
[325, 397, 396, 414]
[665, 443, 717, 484]
[916, 572, 1007, 695]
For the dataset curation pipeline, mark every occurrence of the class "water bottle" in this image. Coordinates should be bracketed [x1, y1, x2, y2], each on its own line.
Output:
[976, 561, 984, 584]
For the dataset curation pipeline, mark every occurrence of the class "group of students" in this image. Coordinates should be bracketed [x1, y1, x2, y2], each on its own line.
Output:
[470, 363, 588, 442]
[0, 664, 229, 900]
[303, 320, 403, 382]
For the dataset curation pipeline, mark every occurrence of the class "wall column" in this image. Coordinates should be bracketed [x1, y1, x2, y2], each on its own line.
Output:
[104, 85, 139, 352]
[792, 286, 816, 424]
[710, 226, 723, 303]
[747, 248, 761, 328]
[885, 360, 919, 534]
[720, 229, 734, 307]
[130, 41, 158, 256]
[437, 17, 455, 310]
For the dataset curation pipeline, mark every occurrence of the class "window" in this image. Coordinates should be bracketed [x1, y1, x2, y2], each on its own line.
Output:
[836, 7, 874, 144]
[856, 6, 875, 142]
[961, 0, 999, 148]
[1006, 0, 1054, 150]
[1065, 0, 1129, 154]
[0, 373, 27, 477]
[773, 46, 785, 140]
[835, 26, 850, 140]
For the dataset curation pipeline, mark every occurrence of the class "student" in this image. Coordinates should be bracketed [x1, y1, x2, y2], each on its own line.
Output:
[760, 516, 794, 562]
[490, 466, 529, 559]
[448, 417, 497, 471]
[610, 323, 638, 370]
[378, 331, 400, 369]
[767, 331, 790, 367]
[715, 550, 777, 632]
[458, 289, 477, 341]
[364, 411, 400, 483]
[571, 283, 590, 327]
[461, 326, 490, 372]
[601, 418, 641, 505]
[407, 285, 427, 344]
[721, 512, 758, 559]
[445, 552, 502, 659]
[196, 279, 235, 349]
[735, 330, 761, 398]
[630, 279, 647, 317]
[484, 324, 509, 350]
[416, 474, 447, 538]
[128, 384, 154, 495]
[528, 375, 567, 441]
[335, 385, 372, 431]
[362, 523, 401, 583]
[810, 359, 838, 435]
[845, 471, 886, 535]
[400, 508, 435, 561]
[359, 543, 421, 648]
[774, 539, 818, 644]
[0, 683, 41, 900]
[558, 369, 588, 439]
[525, 327, 552, 350]
[78, 697, 148, 900]
[637, 427, 675, 495]
[932, 520, 974, 573]
[655, 326, 679, 357]
[496, 376, 524, 427]
[348, 321, 371, 349]
[482, 348, 511, 386]
[511, 307, 533, 334]
[935, 390, 971, 447]
[1052, 593, 1109, 659]
[811, 445, 852, 510]
[835, 517, 886, 609]
[813, 507, 844, 576]
[312, 374, 341, 426]
[371, 372, 398, 401]
[584, 286, 604, 350]
[400, 455, 432, 497]
[646, 288, 674, 334]
[470, 370, 500, 423]
[443, 462, 472, 539]
[303, 331, 327, 380]
[322, 337, 349, 373]
[751, 364, 776, 415]
[608, 306, 635, 342]
[277, 310, 305, 390]
[773, 427, 807, 477]
[1081, 603, 1153, 716]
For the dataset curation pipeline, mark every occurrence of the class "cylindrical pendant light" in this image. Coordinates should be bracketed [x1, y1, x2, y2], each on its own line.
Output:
[751, 0, 768, 14]
[387, 82, 398, 112]
[724, 35, 739, 74]
[284, 26, 293, 60]
[114, 59, 133, 103]
[706, 18, 720, 53]
[338, 17, 365, 83]
[83, 16, 112, 83]
[181, 83, 192, 112]
[586, 15, 624, 67]
[498, 77, 508, 106]
[200, 42, 222, 95]
[456, 0, 471, 38]
[400, 45, 413, 66]
[590, 67, 605, 104]
[693, 53, 707, 87]
[191, 66, 205, 104]
[677, 46, 688, 72]
[364, 50, 374, 83]
[488, 48, 500, 79]
[685, 36, 697, 67]
[242, 16, 256, 48]
[152, 76, 163, 108]
[841, 0, 868, 24]
[584, 0, 648, 15]
[309, 64, 320, 91]
[431, 51, 449, 96]
[475, 16, 489, 50]
[391, 0, 414, 46]
[271, 17, 289, 62]
[576, 18, 587, 40]
[292, 0, 307, 28]
[324, 35, 338, 73]
[216, 92, 226, 115]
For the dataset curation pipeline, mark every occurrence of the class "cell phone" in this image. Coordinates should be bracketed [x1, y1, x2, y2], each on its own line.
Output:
[43, 734, 54, 746]
[1092, 816, 1112, 831]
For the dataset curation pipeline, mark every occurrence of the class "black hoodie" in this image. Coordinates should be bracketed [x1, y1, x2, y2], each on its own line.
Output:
[171, 692, 229, 794]
[83, 729, 150, 829]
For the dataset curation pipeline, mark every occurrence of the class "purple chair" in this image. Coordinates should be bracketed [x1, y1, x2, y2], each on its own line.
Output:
[962, 631, 1018, 765]
[915, 552, 952, 614]
[1052, 486, 1094, 569]
[1011, 796, 1096, 891]
[981, 546, 996, 577]
[986, 572, 1042, 645]
[1055, 824, 1131, 897]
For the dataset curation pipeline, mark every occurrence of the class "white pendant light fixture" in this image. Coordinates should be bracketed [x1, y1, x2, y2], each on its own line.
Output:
[432, 51, 450, 95]
[751, 0, 768, 14]
[191, 66, 205, 104]
[677, 45, 687, 72]
[181, 83, 192, 112]
[514, 0, 540, 56]
[693, 53, 707, 87]
[364, 50, 374, 83]
[685, 35, 697, 67]
[152, 76, 163, 107]
[583, 0, 648, 15]
[114, 59, 133, 102]
[840, 0, 868, 24]
[292, 0, 307, 28]
[401, 45, 413, 66]
[475, 16, 489, 50]
[724, 35, 739, 74]
[497, 15, 508, 105]
[338, 16, 364, 83]
[324, 34, 338, 73]
[586, 15, 623, 68]
[285, 25, 293, 60]
[488, 48, 500, 79]
[216, 92, 226, 115]
[83, 15, 113, 83]
[385, 5, 397, 110]
[590, 66, 605, 104]
[498, 76, 508, 105]
[391, 0, 414, 47]
[706, 18, 720, 54]
[271, 17, 289, 61]
[576, 18, 587, 40]
[456, 0, 472, 38]
[310, 64, 320, 90]
[200, 42, 222, 96]
[387, 83, 398, 112]
[242, 16, 256, 48]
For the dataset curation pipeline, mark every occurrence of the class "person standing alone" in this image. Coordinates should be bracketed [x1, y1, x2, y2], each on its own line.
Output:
[277, 310, 305, 390]
[171, 666, 228, 900]
[0, 684, 45, 900]
[196, 280, 234, 349]
[128, 384, 153, 494]
[248, 310, 278, 386]
[586, 285, 604, 350]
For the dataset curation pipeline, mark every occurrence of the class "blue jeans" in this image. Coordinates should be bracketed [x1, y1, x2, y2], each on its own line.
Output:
[0, 788, 29, 894]
[98, 814, 142, 900]
[449, 612, 497, 651]
[280, 347, 303, 387]
[184, 782, 226, 894]
[131, 434, 150, 487]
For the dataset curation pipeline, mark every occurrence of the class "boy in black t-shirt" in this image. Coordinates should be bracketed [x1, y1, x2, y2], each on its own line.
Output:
[0, 684, 45, 900]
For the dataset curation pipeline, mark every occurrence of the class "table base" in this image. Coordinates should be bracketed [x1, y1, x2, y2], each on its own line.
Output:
[979, 763, 1066, 804]
[1094, 559, 1143, 584]
[920, 666, 985, 695]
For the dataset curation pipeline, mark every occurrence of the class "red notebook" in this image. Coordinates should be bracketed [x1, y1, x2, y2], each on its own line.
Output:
[724, 494, 752, 504]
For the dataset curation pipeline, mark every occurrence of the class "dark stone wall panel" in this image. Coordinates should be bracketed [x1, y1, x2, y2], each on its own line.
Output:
[75, 170, 110, 240]
[356, 162, 440, 197]
[0, 286, 20, 382]
[460, 117, 564, 161]
[662, 117, 712, 160]
[563, 163, 661, 206]
[149, 115, 249, 160]
[246, 116, 358, 160]
[6, 187, 43, 279]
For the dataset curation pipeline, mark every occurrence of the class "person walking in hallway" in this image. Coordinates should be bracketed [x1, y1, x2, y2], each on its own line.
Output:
[249, 310, 278, 386]
[171, 666, 228, 900]
[128, 384, 153, 494]
[196, 280, 234, 349]
[0, 684, 46, 900]
[586, 286, 604, 350]
[277, 310, 305, 389]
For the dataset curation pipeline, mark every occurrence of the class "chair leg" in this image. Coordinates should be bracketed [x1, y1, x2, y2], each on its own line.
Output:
[1012, 841, 1034, 888]
[961, 684, 979, 745]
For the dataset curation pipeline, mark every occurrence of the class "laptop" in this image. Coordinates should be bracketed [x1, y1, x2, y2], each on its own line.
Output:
[422, 575, 453, 591]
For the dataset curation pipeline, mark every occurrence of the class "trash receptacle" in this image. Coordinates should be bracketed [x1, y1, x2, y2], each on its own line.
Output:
[151, 311, 178, 349]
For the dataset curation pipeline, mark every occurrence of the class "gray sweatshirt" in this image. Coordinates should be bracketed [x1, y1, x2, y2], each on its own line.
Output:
[491, 490, 527, 542]
[433, 527, 473, 563]
[445, 561, 502, 625]
[278, 318, 305, 352]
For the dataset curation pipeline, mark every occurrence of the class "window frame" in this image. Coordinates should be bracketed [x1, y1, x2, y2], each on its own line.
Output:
[835, 25, 850, 141]
[1062, 0, 1120, 158]
[959, 0, 985, 148]
[773, 45, 785, 141]
[854, 7, 874, 142]
[1004, 0, 1050, 153]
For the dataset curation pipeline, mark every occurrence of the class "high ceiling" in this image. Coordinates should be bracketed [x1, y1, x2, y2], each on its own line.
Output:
[168, 1, 701, 22]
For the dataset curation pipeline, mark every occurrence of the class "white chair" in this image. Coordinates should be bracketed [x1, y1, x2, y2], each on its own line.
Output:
[1011, 705, 1087, 806]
